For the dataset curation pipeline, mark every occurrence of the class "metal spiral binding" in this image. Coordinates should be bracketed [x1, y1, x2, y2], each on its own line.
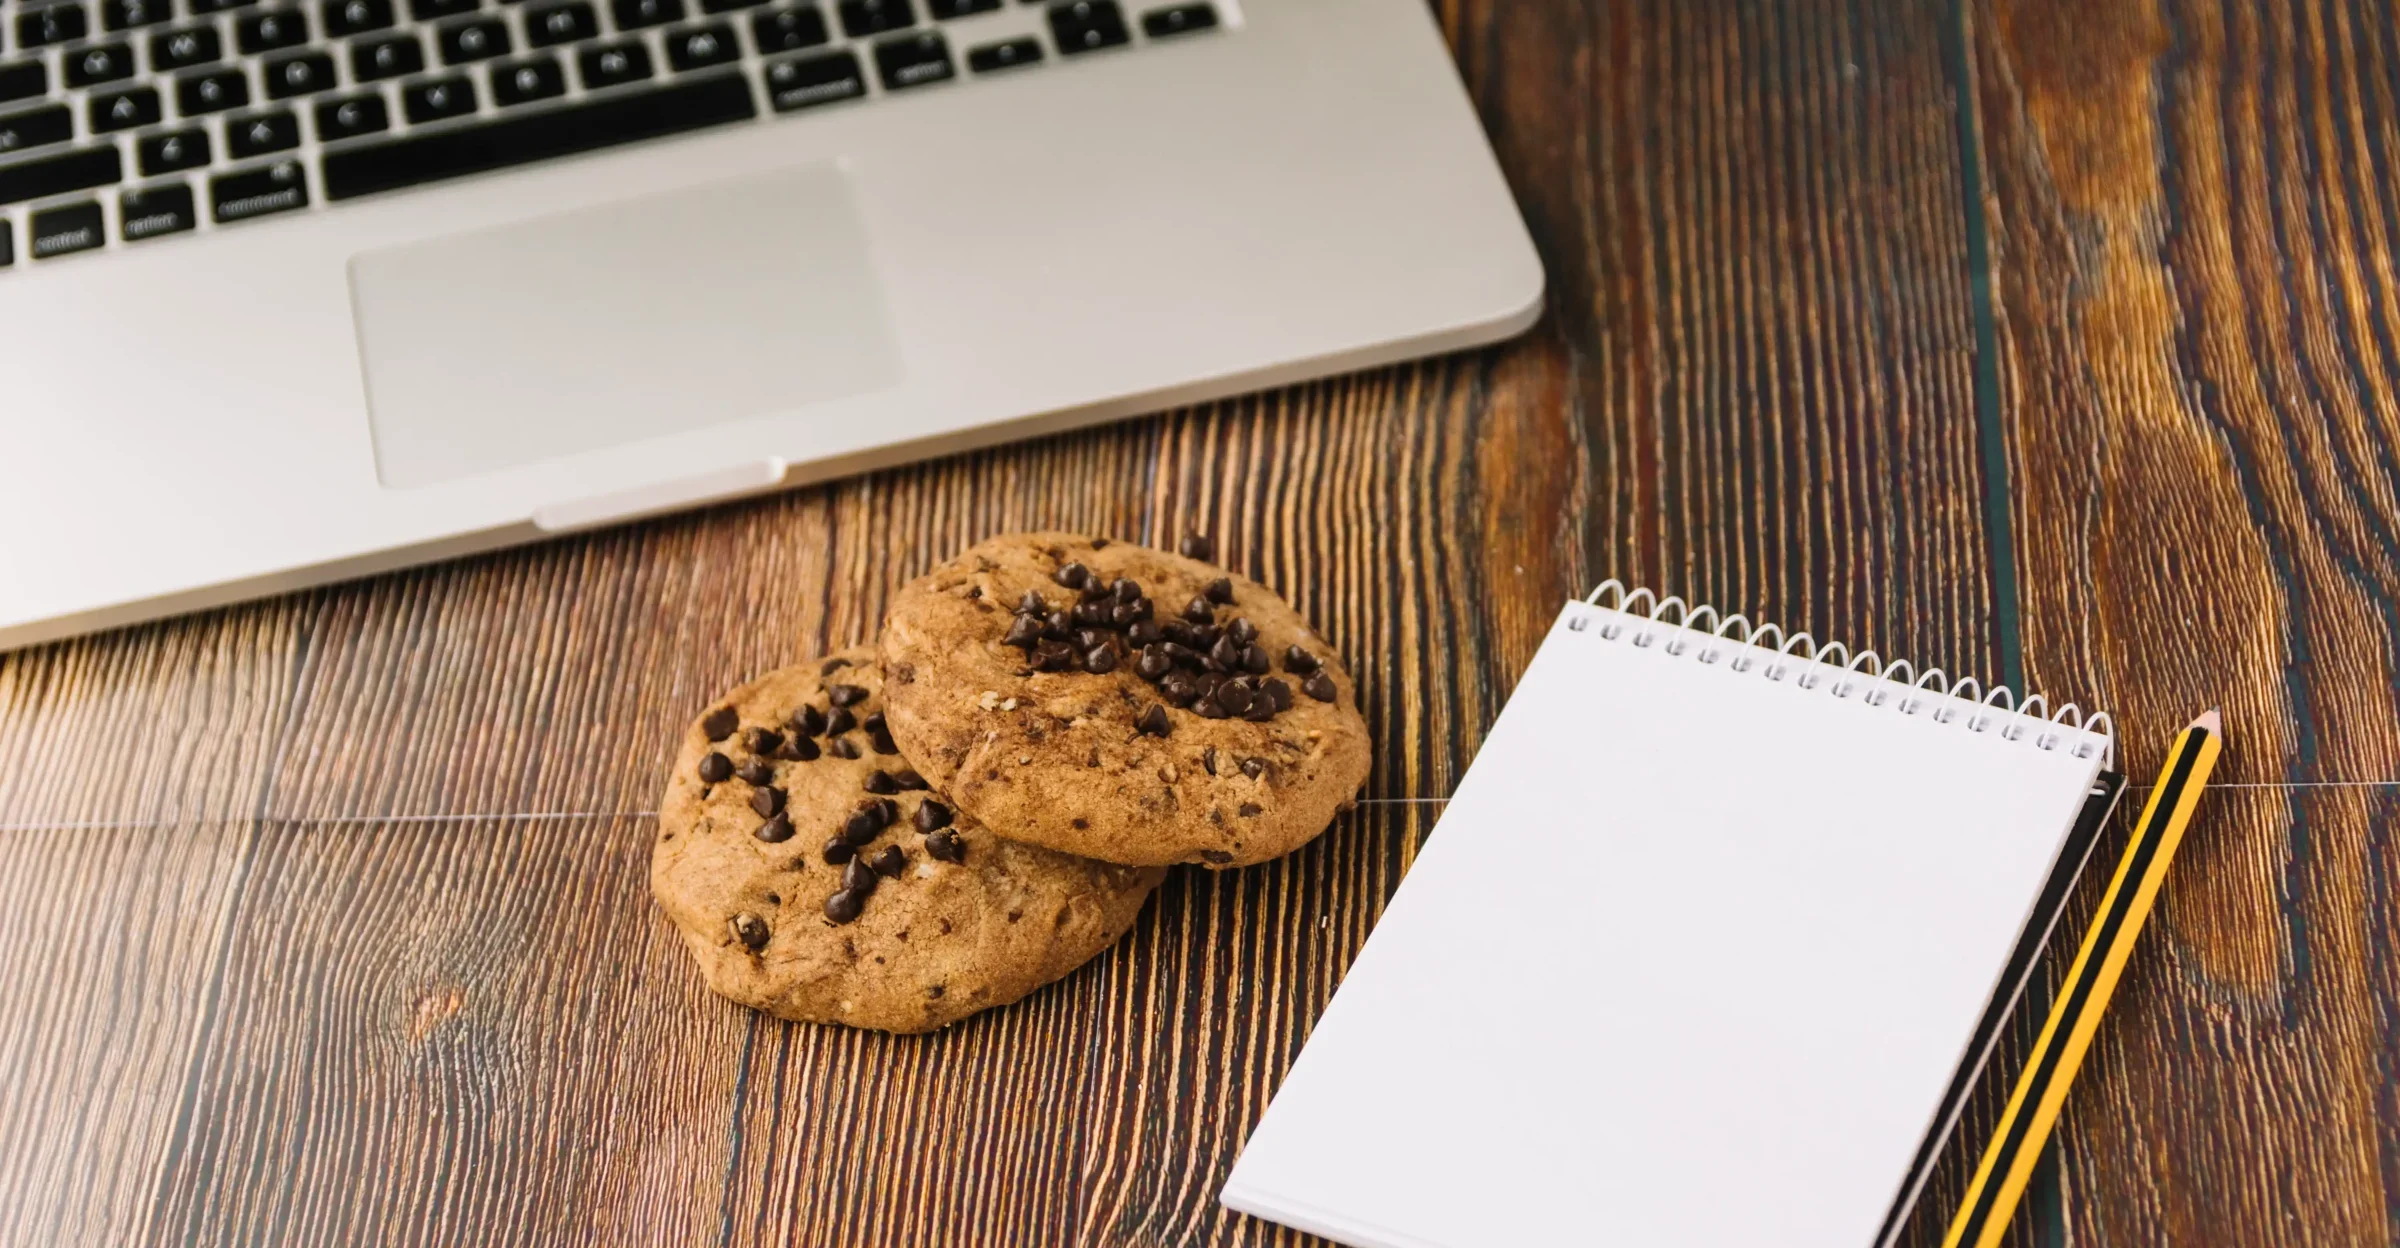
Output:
[1571, 580, 2114, 764]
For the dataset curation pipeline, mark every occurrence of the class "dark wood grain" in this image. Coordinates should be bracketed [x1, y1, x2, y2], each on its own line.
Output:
[0, 0, 2013, 1243]
[1975, 0, 2400, 1242]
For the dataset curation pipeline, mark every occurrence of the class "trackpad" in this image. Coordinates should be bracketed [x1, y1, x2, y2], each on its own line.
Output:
[349, 162, 904, 488]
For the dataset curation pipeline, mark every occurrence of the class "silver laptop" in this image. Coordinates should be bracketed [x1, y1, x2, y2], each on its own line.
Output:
[0, 0, 1541, 650]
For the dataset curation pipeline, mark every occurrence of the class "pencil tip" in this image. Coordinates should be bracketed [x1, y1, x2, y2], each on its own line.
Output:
[2195, 708, 2222, 733]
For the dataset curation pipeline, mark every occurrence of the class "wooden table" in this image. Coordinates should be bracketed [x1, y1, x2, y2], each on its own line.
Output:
[5, 1, 2393, 1243]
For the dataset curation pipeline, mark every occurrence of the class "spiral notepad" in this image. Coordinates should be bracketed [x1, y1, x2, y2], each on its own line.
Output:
[1225, 585, 2124, 1248]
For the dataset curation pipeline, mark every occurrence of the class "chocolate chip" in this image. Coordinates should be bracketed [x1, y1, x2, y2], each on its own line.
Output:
[1240, 757, 1266, 779]
[1209, 635, 1244, 671]
[1194, 696, 1229, 719]
[1192, 623, 1223, 648]
[779, 736, 821, 762]
[1243, 699, 1277, 723]
[824, 890, 864, 924]
[1303, 672, 1338, 702]
[1199, 849, 1234, 864]
[1003, 615, 1045, 648]
[827, 684, 868, 706]
[1112, 577, 1142, 603]
[1179, 534, 1214, 560]
[1203, 747, 1220, 774]
[1044, 610, 1075, 639]
[735, 760, 775, 785]
[823, 837, 855, 865]
[1162, 676, 1200, 707]
[1226, 617, 1259, 646]
[1162, 641, 1204, 670]
[1137, 646, 1173, 680]
[821, 656, 852, 675]
[730, 912, 770, 950]
[1079, 581, 1113, 604]
[1215, 682, 1255, 715]
[743, 727, 783, 755]
[791, 705, 827, 737]
[751, 787, 786, 817]
[1054, 561, 1091, 589]
[869, 729, 900, 755]
[1284, 646, 1320, 673]
[829, 738, 861, 760]
[825, 706, 856, 735]
[1017, 590, 1048, 614]
[842, 857, 879, 894]
[1204, 577, 1234, 604]
[894, 769, 929, 790]
[1194, 671, 1227, 697]
[1111, 603, 1147, 629]
[874, 797, 898, 825]
[755, 813, 794, 843]
[1263, 678, 1294, 711]
[864, 770, 900, 794]
[843, 808, 883, 845]
[1137, 705, 1172, 736]
[924, 829, 965, 863]
[1182, 595, 1214, 624]
[1074, 599, 1112, 628]
[701, 707, 740, 741]
[871, 845, 906, 877]
[1242, 645, 1272, 674]
[1091, 537, 1110, 549]
[1238, 802, 1263, 817]
[1084, 646, 1120, 675]
[697, 752, 733, 783]
[914, 800, 953, 830]
[1160, 619, 1198, 647]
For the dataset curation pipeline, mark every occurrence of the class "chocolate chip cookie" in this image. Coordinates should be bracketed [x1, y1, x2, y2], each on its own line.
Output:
[879, 532, 1372, 868]
[653, 649, 1165, 1034]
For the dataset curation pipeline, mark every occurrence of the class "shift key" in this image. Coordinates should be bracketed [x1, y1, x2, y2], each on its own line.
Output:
[211, 159, 309, 223]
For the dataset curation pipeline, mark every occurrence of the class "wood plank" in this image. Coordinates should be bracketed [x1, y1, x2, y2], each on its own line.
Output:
[0, 820, 252, 1246]
[1973, 0, 2400, 1239]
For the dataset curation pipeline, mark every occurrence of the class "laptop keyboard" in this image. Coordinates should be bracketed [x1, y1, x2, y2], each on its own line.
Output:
[0, 0, 1222, 266]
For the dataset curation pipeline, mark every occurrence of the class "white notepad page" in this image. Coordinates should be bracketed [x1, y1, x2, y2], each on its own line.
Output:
[1225, 595, 2111, 1248]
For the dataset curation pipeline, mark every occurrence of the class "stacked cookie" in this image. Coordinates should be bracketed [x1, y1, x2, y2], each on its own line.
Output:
[652, 531, 1372, 1034]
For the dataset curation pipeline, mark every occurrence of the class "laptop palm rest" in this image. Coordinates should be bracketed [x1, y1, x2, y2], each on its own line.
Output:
[347, 161, 905, 489]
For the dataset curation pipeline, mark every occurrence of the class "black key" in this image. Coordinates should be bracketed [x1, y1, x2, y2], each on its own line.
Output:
[29, 202, 105, 259]
[102, 0, 171, 30]
[928, 0, 993, 16]
[17, 5, 92, 49]
[352, 32, 423, 78]
[1047, 0, 1123, 53]
[119, 181, 197, 241]
[0, 104, 72, 155]
[697, 0, 762, 12]
[965, 35, 1034, 72]
[608, 0, 680, 29]
[524, 1, 594, 46]
[436, 16, 505, 62]
[748, 4, 824, 51]
[187, 0, 260, 12]
[210, 157, 307, 221]
[871, 29, 947, 89]
[834, 0, 906, 36]
[0, 144, 122, 205]
[664, 22, 735, 71]
[1139, 1, 1211, 37]
[64, 41, 136, 85]
[321, 0, 393, 35]
[226, 108, 298, 156]
[234, 8, 306, 52]
[400, 73, 474, 122]
[575, 39, 648, 87]
[315, 90, 387, 138]
[410, 0, 479, 16]
[176, 66, 249, 113]
[263, 49, 335, 96]
[0, 222, 11, 268]
[88, 85, 161, 130]
[0, 62, 49, 107]
[324, 72, 751, 199]
[488, 54, 562, 104]
[761, 47, 856, 111]
[137, 125, 208, 172]
[149, 25, 222, 68]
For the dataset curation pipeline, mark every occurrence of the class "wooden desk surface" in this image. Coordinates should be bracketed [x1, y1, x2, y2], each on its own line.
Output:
[6, 1, 2395, 1244]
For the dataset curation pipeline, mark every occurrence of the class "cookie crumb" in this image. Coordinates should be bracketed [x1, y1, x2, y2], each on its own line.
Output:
[1160, 764, 1179, 783]
[1001, 698, 1018, 711]
[979, 690, 1000, 709]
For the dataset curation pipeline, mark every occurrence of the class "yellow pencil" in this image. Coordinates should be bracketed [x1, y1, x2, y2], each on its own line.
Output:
[1939, 709, 2223, 1248]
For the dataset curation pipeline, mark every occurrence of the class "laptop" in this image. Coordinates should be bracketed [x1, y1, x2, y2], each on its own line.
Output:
[0, 0, 1541, 651]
